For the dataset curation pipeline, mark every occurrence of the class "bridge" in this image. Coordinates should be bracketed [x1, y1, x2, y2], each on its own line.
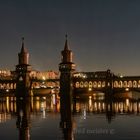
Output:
[0, 37, 140, 98]
[1, 69, 140, 97]
[0, 77, 60, 96]
[73, 70, 140, 95]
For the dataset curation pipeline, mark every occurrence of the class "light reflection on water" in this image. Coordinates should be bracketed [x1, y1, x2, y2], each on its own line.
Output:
[0, 94, 140, 140]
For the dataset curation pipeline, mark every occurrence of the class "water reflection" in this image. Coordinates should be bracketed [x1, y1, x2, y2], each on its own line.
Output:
[0, 97, 140, 120]
[16, 98, 31, 140]
[0, 94, 140, 139]
[60, 91, 74, 140]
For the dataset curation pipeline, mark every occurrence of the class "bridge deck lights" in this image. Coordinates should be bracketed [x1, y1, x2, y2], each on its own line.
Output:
[125, 88, 129, 91]
[88, 88, 92, 91]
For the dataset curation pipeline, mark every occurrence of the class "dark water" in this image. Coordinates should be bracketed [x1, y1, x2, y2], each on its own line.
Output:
[0, 95, 140, 140]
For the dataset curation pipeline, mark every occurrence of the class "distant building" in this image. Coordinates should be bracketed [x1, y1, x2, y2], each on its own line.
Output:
[30, 70, 59, 80]
[73, 69, 117, 79]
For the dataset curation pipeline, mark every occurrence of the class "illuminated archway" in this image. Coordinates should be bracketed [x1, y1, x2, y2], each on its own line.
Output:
[98, 81, 101, 88]
[84, 81, 88, 88]
[80, 81, 84, 88]
[93, 81, 97, 88]
[75, 82, 80, 88]
[89, 81, 93, 88]
[133, 81, 137, 88]
[114, 81, 119, 88]
[102, 81, 105, 87]
[123, 81, 127, 88]
[128, 81, 132, 88]
[119, 81, 123, 88]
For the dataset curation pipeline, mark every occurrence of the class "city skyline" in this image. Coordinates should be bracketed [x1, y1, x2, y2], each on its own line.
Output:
[1, 0, 140, 75]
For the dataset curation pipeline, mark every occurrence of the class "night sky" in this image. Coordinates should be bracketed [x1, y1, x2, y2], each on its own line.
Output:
[1, 0, 140, 75]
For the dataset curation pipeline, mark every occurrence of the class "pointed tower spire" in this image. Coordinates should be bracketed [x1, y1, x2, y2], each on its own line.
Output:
[21, 37, 27, 53]
[64, 34, 69, 50]
[18, 37, 29, 65]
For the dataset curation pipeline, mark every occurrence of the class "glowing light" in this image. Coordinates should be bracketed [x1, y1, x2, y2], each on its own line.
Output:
[6, 89, 9, 92]
[125, 88, 129, 91]
[83, 75, 86, 78]
[126, 98, 129, 106]
[52, 94, 56, 105]
[6, 97, 9, 112]
[88, 88, 92, 91]
[42, 76, 46, 80]
[89, 96, 92, 99]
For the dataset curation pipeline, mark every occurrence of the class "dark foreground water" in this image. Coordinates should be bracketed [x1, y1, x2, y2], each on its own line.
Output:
[0, 95, 140, 140]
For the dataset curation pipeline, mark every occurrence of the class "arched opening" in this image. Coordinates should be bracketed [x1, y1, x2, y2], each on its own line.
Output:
[102, 81, 106, 87]
[3, 83, 6, 89]
[133, 81, 137, 88]
[93, 81, 97, 88]
[80, 81, 84, 88]
[114, 81, 119, 88]
[14, 83, 16, 89]
[98, 81, 101, 88]
[128, 81, 132, 88]
[123, 81, 127, 88]
[119, 81, 123, 88]
[75, 82, 80, 88]
[89, 81, 93, 88]
[84, 81, 88, 88]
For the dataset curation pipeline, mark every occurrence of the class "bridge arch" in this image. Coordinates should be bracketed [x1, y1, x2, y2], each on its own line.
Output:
[128, 81, 132, 88]
[114, 81, 119, 88]
[84, 81, 88, 88]
[123, 81, 127, 88]
[102, 81, 105, 87]
[119, 81, 123, 88]
[98, 81, 102, 88]
[80, 81, 84, 88]
[75, 82, 80, 88]
[89, 81, 92, 88]
[133, 80, 137, 88]
[93, 81, 97, 88]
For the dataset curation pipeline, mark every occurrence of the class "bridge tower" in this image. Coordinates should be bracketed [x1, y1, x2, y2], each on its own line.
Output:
[16, 38, 32, 97]
[59, 35, 76, 127]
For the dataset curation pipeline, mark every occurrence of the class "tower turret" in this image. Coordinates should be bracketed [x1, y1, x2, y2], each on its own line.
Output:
[18, 37, 29, 65]
[61, 35, 73, 63]
[59, 35, 75, 71]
